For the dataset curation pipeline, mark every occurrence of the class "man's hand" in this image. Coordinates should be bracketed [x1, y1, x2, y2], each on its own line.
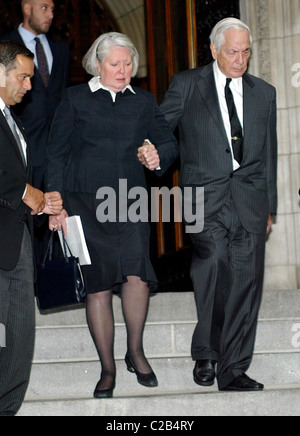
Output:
[266, 213, 273, 236]
[43, 192, 63, 215]
[138, 141, 160, 171]
[23, 184, 46, 215]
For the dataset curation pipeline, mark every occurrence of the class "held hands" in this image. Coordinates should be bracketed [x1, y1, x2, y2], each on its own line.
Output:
[23, 184, 63, 216]
[138, 141, 160, 171]
[43, 192, 64, 216]
[49, 209, 69, 234]
[266, 213, 273, 236]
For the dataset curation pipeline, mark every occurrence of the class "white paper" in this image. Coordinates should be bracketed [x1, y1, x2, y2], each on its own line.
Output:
[58, 216, 91, 266]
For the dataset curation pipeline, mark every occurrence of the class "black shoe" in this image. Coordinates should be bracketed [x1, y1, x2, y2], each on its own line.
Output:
[193, 359, 217, 387]
[125, 353, 158, 388]
[220, 373, 264, 392]
[93, 375, 116, 399]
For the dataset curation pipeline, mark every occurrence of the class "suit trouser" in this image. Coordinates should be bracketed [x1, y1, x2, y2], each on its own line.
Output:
[190, 195, 266, 390]
[0, 227, 35, 416]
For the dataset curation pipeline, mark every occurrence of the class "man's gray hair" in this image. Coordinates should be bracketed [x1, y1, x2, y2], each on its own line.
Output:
[210, 18, 253, 52]
[82, 32, 139, 77]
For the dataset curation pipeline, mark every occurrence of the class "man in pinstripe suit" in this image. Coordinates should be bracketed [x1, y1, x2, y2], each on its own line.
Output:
[0, 41, 63, 416]
[142, 18, 278, 391]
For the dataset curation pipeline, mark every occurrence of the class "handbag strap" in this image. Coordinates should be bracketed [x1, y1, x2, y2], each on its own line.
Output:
[41, 229, 74, 267]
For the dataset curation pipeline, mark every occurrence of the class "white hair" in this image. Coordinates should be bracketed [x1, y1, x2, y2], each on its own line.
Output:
[210, 18, 253, 52]
[82, 32, 139, 77]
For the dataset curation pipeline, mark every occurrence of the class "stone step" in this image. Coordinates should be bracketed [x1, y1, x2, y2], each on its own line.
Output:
[17, 290, 300, 416]
[35, 289, 300, 327]
[33, 318, 300, 362]
[25, 352, 300, 401]
[19, 386, 300, 416]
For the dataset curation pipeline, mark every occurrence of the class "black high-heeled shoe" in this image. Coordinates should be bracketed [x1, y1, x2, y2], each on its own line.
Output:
[125, 353, 158, 388]
[93, 374, 116, 399]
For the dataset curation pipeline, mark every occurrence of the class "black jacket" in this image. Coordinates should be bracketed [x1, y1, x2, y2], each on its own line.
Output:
[0, 110, 33, 271]
[160, 63, 278, 234]
[45, 84, 179, 196]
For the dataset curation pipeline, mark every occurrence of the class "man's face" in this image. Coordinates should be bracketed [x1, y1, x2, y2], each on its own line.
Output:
[25, 0, 55, 35]
[0, 55, 34, 106]
[211, 28, 251, 78]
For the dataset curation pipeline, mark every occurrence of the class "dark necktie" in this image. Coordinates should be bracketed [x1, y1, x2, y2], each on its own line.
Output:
[3, 106, 27, 167]
[35, 37, 50, 87]
[225, 78, 243, 165]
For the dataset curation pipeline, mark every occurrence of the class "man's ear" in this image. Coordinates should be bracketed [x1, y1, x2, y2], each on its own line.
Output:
[210, 43, 218, 61]
[23, 2, 32, 18]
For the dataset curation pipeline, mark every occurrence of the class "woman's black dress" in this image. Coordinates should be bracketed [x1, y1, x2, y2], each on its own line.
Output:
[45, 81, 178, 294]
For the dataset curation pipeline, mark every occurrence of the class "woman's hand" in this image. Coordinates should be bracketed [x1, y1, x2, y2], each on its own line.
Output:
[49, 209, 69, 235]
[43, 192, 63, 216]
[138, 141, 160, 171]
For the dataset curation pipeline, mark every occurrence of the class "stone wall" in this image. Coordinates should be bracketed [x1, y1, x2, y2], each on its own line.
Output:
[240, 0, 300, 290]
[102, 0, 147, 78]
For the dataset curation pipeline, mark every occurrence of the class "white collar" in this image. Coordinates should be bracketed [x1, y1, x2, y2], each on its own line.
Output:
[213, 61, 243, 89]
[0, 97, 6, 113]
[18, 23, 48, 44]
[88, 76, 136, 96]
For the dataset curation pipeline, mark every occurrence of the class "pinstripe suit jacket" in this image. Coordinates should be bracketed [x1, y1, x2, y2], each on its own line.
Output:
[0, 110, 33, 271]
[160, 62, 278, 234]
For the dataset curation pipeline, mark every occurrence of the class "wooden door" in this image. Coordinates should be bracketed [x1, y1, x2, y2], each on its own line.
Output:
[145, 0, 240, 292]
[145, 0, 196, 291]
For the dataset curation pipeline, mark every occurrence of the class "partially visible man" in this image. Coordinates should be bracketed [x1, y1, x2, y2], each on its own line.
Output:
[140, 18, 278, 392]
[0, 41, 63, 416]
[0, 0, 69, 189]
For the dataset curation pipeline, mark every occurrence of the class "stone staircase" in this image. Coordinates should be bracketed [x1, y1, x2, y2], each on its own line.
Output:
[18, 290, 300, 416]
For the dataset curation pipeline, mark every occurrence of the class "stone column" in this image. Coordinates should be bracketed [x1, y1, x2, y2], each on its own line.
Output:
[240, 0, 300, 290]
[102, 0, 147, 78]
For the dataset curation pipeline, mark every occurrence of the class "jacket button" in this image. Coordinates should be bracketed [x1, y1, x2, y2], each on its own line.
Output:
[226, 149, 231, 154]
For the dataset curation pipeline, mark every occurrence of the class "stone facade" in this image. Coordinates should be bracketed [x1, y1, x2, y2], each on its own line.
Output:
[102, 0, 147, 78]
[240, 0, 300, 290]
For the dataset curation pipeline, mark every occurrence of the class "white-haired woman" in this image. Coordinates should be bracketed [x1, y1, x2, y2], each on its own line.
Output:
[45, 33, 179, 399]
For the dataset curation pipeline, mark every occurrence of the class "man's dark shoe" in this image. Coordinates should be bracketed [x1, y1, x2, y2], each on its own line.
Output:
[219, 373, 264, 392]
[193, 359, 217, 387]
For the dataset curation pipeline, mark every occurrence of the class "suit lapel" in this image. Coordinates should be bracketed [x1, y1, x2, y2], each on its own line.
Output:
[11, 110, 29, 169]
[197, 64, 228, 142]
[243, 74, 256, 143]
[0, 111, 26, 168]
[0, 111, 28, 170]
[46, 36, 57, 88]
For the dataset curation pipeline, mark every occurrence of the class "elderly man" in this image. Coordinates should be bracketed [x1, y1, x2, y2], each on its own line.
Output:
[140, 18, 278, 392]
[0, 41, 63, 416]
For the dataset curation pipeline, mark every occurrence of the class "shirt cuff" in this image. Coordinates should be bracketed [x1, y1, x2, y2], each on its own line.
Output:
[144, 139, 161, 171]
[22, 185, 27, 199]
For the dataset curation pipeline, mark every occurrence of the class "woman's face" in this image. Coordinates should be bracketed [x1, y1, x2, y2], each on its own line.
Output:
[98, 46, 133, 93]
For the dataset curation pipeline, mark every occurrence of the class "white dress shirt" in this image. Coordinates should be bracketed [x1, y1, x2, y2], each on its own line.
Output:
[0, 98, 27, 165]
[18, 24, 53, 72]
[213, 61, 243, 171]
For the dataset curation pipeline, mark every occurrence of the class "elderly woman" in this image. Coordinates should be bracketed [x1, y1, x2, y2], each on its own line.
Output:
[45, 33, 178, 399]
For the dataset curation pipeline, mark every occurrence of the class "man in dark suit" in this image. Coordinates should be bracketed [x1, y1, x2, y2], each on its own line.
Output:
[140, 18, 278, 392]
[0, 0, 69, 264]
[0, 41, 63, 416]
[0, 0, 69, 190]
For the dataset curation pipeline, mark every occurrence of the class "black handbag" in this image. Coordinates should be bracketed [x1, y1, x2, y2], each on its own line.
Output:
[36, 230, 86, 312]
